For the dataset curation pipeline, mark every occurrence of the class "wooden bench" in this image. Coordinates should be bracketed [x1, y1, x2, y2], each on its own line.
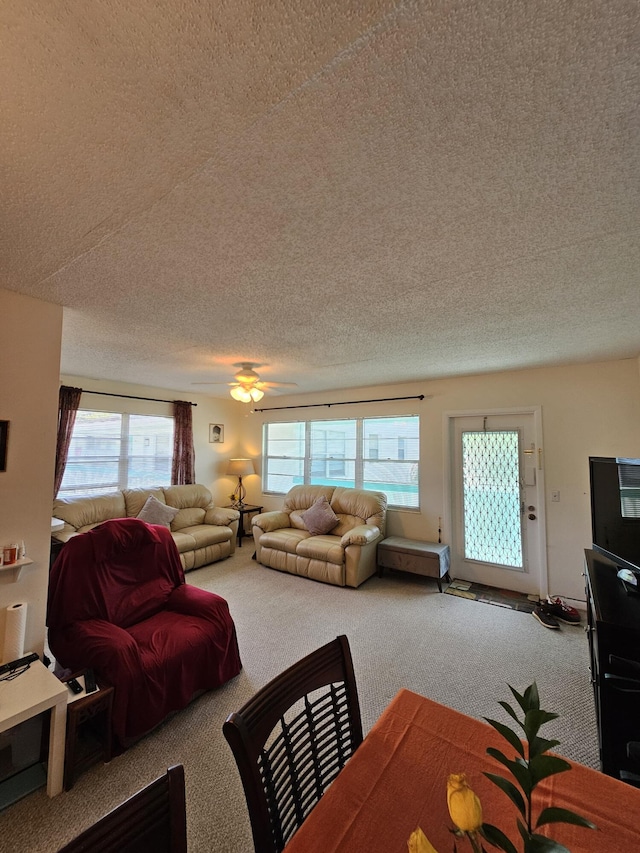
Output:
[377, 537, 451, 592]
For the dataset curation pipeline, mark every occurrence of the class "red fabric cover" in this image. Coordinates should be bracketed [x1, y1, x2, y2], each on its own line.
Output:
[47, 517, 241, 746]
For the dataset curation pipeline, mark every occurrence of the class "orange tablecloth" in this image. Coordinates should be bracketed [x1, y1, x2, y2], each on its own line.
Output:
[283, 688, 640, 853]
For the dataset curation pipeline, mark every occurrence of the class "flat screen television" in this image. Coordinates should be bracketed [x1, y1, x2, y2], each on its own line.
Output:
[589, 456, 640, 572]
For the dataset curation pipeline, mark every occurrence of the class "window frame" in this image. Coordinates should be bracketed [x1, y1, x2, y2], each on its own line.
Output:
[262, 414, 420, 510]
[57, 408, 174, 498]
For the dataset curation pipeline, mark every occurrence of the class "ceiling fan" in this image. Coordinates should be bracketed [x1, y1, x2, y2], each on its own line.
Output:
[194, 363, 297, 402]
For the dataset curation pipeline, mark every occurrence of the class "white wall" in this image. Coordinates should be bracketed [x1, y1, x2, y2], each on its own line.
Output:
[243, 359, 640, 602]
[0, 290, 62, 662]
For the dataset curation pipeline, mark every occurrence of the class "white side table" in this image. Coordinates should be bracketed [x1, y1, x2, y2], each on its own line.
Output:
[0, 660, 67, 796]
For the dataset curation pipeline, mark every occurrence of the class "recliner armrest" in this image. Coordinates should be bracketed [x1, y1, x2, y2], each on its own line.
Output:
[167, 584, 230, 622]
[252, 511, 290, 532]
[205, 506, 240, 526]
[341, 524, 381, 547]
[52, 619, 142, 680]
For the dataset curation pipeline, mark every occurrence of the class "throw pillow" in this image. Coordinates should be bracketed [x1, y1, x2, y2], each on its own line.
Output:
[301, 496, 339, 535]
[137, 495, 179, 528]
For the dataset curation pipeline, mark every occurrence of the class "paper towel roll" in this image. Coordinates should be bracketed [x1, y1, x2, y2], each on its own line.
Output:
[3, 602, 27, 662]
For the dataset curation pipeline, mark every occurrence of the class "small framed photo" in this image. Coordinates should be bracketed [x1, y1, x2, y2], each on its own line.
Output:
[209, 423, 224, 443]
[0, 421, 8, 471]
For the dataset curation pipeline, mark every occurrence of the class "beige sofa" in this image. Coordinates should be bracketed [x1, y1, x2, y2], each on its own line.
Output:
[252, 485, 387, 588]
[52, 484, 239, 571]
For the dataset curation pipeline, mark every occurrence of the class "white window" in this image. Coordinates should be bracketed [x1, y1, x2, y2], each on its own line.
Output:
[263, 415, 419, 509]
[58, 410, 174, 498]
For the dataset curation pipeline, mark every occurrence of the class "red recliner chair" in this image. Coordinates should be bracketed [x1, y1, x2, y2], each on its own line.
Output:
[47, 517, 242, 747]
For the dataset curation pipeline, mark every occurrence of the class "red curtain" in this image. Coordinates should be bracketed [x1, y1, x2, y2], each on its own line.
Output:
[54, 385, 82, 496]
[171, 401, 195, 485]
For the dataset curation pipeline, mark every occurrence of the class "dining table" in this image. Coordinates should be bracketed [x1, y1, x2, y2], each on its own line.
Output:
[283, 687, 640, 853]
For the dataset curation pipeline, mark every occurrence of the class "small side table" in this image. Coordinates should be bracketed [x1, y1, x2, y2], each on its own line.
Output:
[225, 504, 263, 547]
[377, 537, 451, 592]
[63, 672, 113, 790]
[0, 660, 67, 797]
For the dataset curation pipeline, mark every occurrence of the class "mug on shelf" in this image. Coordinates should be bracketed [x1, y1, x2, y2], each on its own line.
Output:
[2, 544, 18, 565]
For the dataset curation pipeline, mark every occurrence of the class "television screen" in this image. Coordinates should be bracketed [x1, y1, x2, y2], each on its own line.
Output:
[589, 456, 640, 570]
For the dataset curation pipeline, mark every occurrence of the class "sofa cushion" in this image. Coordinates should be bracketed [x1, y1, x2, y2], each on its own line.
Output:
[296, 534, 345, 565]
[123, 487, 167, 518]
[171, 531, 198, 553]
[137, 495, 179, 528]
[330, 487, 388, 536]
[164, 484, 213, 510]
[284, 485, 336, 530]
[53, 492, 126, 531]
[258, 528, 311, 554]
[171, 506, 206, 531]
[301, 496, 339, 535]
[179, 524, 234, 548]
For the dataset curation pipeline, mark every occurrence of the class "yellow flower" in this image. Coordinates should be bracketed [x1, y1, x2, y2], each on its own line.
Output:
[407, 826, 440, 853]
[446, 773, 483, 833]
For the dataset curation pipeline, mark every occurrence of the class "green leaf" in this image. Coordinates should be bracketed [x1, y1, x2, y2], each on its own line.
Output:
[480, 823, 519, 853]
[498, 700, 522, 727]
[528, 735, 561, 758]
[486, 748, 533, 795]
[523, 832, 571, 852]
[509, 684, 531, 714]
[523, 709, 559, 742]
[523, 682, 540, 712]
[517, 818, 531, 843]
[485, 718, 526, 757]
[535, 807, 597, 830]
[484, 772, 527, 818]
[528, 754, 571, 787]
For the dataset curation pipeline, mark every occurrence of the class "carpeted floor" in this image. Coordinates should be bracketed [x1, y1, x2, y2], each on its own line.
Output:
[0, 549, 598, 852]
[445, 578, 540, 613]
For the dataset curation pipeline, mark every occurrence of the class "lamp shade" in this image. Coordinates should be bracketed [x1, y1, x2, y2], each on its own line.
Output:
[226, 458, 254, 478]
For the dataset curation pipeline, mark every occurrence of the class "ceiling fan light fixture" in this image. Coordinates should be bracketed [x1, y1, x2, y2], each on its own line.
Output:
[234, 364, 260, 384]
[249, 387, 264, 402]
[230, 386, 251, 402]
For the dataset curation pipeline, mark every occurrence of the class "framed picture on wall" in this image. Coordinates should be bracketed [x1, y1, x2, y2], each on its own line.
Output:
[209, 423, 224, 443]
[0, 421, 8, 471]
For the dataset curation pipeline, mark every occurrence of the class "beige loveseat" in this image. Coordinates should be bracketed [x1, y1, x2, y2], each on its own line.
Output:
[252, 485, 387, 588]
[52, 484, 239, 571]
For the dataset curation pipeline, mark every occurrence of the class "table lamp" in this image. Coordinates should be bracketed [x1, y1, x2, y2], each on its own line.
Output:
[227, 458, 254, 507]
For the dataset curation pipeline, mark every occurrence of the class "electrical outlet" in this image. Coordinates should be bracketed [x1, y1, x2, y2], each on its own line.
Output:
[551, 490, 560, 502]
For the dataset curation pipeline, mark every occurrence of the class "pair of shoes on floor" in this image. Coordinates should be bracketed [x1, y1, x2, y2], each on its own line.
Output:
[532, 605, 560, 629]
[532, 596, 581, 629]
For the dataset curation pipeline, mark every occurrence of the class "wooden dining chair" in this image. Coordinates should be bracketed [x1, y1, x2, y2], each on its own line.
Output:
[223, 635, 363, 853]
[57, 764, 187, 853]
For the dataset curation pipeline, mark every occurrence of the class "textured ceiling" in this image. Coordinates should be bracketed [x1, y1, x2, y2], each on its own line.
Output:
[2, 0, 639, 396]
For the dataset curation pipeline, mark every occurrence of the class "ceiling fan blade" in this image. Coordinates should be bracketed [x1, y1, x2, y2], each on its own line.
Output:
[258, 381, 298, 389]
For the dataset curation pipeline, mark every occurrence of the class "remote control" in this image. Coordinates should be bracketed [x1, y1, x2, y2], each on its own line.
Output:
[67, 677, 83, 695]
[84, 668, 97, 693]
[0, 652, 38, 675]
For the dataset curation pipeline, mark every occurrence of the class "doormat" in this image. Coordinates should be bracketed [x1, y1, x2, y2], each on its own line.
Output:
[445, 579, 539, 613]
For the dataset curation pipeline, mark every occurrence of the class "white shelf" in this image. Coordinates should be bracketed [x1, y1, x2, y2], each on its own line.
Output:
[0, 557, 33, 582]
